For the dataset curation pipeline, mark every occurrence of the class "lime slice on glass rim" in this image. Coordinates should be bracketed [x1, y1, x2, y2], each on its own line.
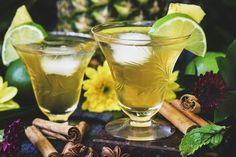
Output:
[149, 13, 207, 57]
[2, 22, 46, 66]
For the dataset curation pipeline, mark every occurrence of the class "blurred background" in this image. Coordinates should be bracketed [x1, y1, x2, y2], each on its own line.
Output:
[0, 0, 236, 77]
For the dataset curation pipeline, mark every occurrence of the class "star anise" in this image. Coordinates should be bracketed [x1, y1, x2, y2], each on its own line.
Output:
[101, 146, 130, 157]
[62, 143, 98, 157]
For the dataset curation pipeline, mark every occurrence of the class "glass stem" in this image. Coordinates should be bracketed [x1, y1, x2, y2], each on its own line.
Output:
[130, 119, 152, 127]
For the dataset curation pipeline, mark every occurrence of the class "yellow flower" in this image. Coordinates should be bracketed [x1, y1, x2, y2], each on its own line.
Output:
[0, 76, 20, 112]
[164, 71, 183, 103]
[82, 61, 120, 112]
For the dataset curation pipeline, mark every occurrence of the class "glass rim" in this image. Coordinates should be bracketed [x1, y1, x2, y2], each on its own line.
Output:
[13, 32, 96, 55]
[91, 20, 190, 46]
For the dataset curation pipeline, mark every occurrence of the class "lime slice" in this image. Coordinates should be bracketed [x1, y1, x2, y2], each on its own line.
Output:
[167, 3, 205, 23]
[149, 13, 207, 57]
[2, 23, 46, 66]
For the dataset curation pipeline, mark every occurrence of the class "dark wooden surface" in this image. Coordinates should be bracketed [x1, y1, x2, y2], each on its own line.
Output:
[92, 128, 219, 157]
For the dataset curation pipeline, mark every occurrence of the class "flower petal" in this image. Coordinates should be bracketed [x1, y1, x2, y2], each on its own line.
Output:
[169, 71, 179, 82]
[0, 87, 18, 103]
[0, 100, 20, 112]
[85, 67, 97, 78]
[82, 60, 120, 112]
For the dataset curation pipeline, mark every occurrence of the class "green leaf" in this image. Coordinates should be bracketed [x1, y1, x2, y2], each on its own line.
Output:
[0, 129, 4, 142]
[179, 124, 226, 157]
[214, 104, 230, 123]
[190, 124, 225, 134]
[227, 90, 236, 117]
[217, 39, 236, 89]
[209, 134, 223, 148]
[226, 39, 236, 60]
[217, 57, 232, 88]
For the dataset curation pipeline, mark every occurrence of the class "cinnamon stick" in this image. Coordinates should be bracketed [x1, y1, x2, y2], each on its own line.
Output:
[180, 94, 201, 113]
[25, 125, 60, 157]
[41, 128, 68, 141]
[172, 100, 210, 127]
[32, 118, 82, 143]
[76, 121, 88, 142]
[61, 121, 97, 157]
[159, 102, 198, 134]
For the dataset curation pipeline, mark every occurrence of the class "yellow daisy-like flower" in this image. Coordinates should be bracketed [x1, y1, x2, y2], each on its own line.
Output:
[0, 76, 20, 112]
[164, 71, 183, 103]
[82, 61, 120, 112]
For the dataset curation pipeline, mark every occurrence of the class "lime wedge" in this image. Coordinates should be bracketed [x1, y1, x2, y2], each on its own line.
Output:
[149, 13, 206, 57]
[167, 3, 205, 23]
[2, 23, 46, 66]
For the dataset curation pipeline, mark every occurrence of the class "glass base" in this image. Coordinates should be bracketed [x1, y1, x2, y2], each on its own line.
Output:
[43, 112, 73, 122]
[105, 118, 175, 141]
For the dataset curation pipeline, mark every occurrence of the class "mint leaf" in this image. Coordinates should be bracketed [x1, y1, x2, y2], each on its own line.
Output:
[208, 133, 224, 148]
[179, 124, 226, 157]
[190, 124, 225, 133]
[0, 129, 4, 142]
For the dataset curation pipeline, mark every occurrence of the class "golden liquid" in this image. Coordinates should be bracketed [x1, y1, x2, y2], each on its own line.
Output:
[16, 41, 95, 121]
[97, 27, 186, 115]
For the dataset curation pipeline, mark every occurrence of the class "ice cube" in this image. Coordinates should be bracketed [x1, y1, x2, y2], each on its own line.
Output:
[119, 33, 150, 43]
[110, 33, 152, 65]
[41, 47, 80, 76]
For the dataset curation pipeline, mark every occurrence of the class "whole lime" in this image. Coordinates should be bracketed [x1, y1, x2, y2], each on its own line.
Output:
[4, 59, 35, 105]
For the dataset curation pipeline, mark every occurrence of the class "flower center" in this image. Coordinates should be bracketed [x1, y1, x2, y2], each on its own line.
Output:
[202, 83, 220, 102]
[102, 85, 110, 94]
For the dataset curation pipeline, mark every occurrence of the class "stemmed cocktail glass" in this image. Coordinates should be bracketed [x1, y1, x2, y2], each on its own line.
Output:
[14, 33, 97, 122]
[92, 21, 188, 141]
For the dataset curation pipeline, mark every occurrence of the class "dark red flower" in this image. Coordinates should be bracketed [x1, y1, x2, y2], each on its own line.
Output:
[0, 119, 24, 157]
[192, 71, 226, 112]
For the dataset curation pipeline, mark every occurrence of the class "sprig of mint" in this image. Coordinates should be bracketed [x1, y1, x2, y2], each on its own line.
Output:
[0, 129, 4, 142]
[179, 124, 226, 157]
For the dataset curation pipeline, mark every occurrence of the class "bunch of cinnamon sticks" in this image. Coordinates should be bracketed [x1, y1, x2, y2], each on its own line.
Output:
[25, 118, 97, 157]
[24, 98, 210, 156]
[159, 100, 212, 134]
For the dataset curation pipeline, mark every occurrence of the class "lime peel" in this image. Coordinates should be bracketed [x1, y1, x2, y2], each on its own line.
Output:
[2, 23, 46, 66]
[149, 13, 207, 57]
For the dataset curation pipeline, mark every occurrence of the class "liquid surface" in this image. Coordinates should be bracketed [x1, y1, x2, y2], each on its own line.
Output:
[16, 41, 95, 121]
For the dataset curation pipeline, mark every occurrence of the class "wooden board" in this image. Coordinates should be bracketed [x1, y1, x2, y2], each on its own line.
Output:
[92, 129, 219, 157]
